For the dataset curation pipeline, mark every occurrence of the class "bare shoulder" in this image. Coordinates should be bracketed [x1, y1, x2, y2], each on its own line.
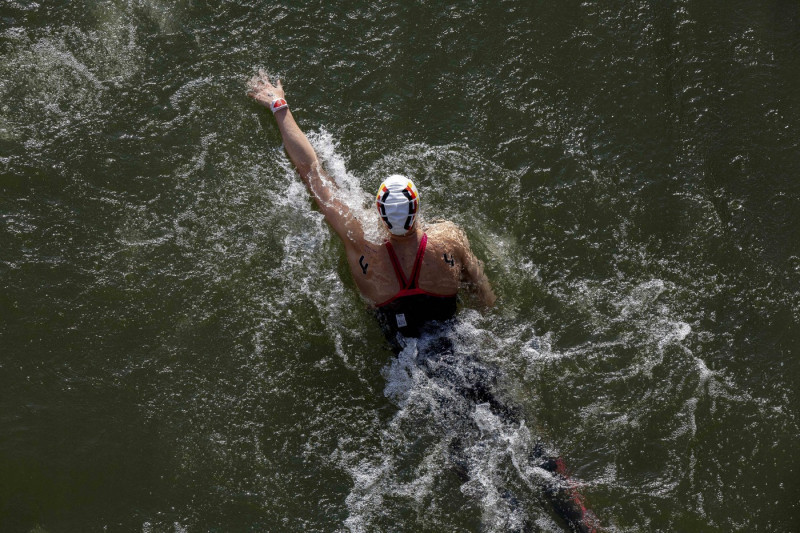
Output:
[425, 220, 483, 268]
[425, 220, 468, 247]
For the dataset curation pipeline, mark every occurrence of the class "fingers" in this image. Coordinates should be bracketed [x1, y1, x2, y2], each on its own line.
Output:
[247, 87, 268, 104]
[248, 76, 267, 88]
[247, 72, 284, 104]
[256, 70, 275, 89]
[250, 72, 283, 91]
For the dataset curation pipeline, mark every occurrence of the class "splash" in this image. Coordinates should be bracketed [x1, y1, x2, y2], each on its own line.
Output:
[338, 325, 596, 532]
[307, 128, 385, 245]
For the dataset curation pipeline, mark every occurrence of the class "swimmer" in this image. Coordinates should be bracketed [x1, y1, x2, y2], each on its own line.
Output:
[248, 73, 598, 532]
[247, 74, 495, 339]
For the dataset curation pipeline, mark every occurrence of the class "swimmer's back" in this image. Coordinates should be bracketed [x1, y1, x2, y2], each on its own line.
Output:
[345, 221, 471, 307]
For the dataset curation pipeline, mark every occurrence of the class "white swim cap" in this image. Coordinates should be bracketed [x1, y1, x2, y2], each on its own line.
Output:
[376, 175, 420, 236]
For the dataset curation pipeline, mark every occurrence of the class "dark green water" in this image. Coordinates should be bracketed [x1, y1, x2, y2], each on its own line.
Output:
[1, 0, 799, 531]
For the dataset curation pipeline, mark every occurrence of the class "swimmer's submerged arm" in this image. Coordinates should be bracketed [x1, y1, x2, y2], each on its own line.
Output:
[456, 230, 497, 307]
[248, 74, 363, 244]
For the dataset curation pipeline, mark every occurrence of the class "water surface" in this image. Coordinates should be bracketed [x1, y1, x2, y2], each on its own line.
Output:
[1, 0, 798, 531]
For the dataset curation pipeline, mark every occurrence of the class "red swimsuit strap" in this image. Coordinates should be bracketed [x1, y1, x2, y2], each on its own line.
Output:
[409, 233, 428, 289]
[384, 233, 428, 290]
[377, 234, 455, 307]
[384, 241, 408, 287]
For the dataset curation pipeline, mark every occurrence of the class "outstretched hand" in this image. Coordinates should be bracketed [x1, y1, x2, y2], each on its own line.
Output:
[247, 71, 285, 108]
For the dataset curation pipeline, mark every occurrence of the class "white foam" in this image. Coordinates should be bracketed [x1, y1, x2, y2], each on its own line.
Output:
[336, 316, 590, 531]
[307, 129, 384, 244]
[657, 320, 692, 350]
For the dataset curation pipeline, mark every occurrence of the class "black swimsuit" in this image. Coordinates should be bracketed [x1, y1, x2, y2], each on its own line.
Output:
[374, 233, 457, 338]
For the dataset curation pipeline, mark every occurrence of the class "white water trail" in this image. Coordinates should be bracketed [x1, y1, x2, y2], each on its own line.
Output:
[337, 324, 571, 533]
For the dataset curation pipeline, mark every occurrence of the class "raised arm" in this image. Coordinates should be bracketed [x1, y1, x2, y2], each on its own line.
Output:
[248, 74, 363, 244]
